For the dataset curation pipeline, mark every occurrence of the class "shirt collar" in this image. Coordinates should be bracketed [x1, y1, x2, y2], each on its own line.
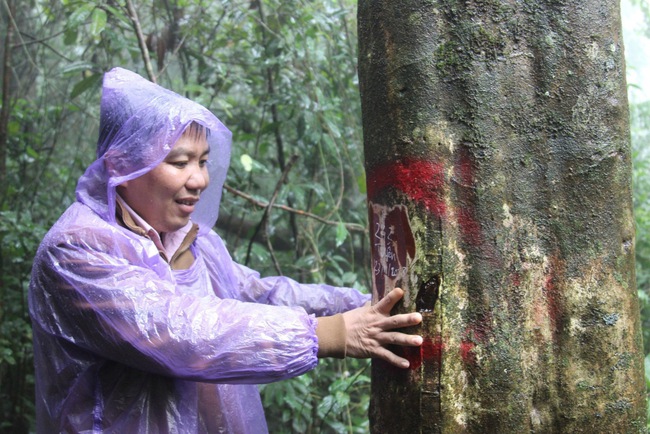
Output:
[115, 194, 193, 258]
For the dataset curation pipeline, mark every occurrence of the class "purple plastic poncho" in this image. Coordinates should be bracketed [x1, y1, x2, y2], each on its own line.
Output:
[29, 67, 368, 433]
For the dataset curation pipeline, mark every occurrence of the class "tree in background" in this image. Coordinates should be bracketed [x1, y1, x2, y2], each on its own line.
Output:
[359, 0, 645, 431]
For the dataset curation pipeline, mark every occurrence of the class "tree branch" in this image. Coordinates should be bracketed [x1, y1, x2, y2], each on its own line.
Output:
[12, 31, 72, 62]
[223, 184, 366, 233]
[125, 0, 156, 83]
[256, 1, 300, 249]
[245, 154, 300, 272]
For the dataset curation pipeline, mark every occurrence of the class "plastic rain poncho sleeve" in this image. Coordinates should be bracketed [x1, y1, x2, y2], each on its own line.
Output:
[29, 67, 369, 434]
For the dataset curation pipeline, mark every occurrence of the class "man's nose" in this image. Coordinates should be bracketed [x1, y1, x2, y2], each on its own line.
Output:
[187, 166, 209, 191]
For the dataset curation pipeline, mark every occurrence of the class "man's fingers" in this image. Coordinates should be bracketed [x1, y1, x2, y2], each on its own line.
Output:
[374, 287, 405, 313]
[381, 312, 423, 330]
[374, 346, 412, 369]
[377, 331, 423, 347]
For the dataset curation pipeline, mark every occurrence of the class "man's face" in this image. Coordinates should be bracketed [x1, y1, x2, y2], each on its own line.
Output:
[118, 129, 210, 233]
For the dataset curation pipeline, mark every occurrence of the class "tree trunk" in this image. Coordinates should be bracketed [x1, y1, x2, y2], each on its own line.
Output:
[0, 0, 14, 195]
[358, 0, 646, 432]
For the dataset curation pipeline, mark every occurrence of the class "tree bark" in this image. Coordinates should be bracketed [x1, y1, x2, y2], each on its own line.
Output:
[359, 0, 646, 432]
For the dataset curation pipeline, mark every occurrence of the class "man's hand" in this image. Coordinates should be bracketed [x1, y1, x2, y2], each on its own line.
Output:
[342, 288, 423, 368]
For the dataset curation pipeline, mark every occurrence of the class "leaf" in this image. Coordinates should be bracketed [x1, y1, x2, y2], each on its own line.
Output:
[89, 8, 107, 39]
[67, 3, 94, 29]
[26, 146, 39, 159]
[341, 271, 357, 285]
[240, 154, 254, 172]
[357, 173, 367, 194]
[63, 27, 78, 46]
[317, 395, 335, 418]
[297, 115, 306, 139]
[324, 116, 341, 138]
[70, 73, 102, 99]
[334, 390, 350, 408]
[61, 61, 95, 75]
[103, 4, 131, 25]
[183, 83, 210, 95]
[335, 222, 348, 247]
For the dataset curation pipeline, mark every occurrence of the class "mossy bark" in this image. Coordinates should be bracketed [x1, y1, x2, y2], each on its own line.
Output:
[358, 0, 646, 432]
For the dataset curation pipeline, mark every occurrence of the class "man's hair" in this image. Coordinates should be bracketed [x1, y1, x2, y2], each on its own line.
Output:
[183, 122, 210, 140]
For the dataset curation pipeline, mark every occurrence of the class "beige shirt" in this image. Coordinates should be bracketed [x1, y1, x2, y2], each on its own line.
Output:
[115, 195, 199, 270]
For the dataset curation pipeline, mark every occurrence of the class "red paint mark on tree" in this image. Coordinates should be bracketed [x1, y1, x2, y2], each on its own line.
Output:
[455, 148, 474, 187]
[401, 346, 422, 371]
[460, 340, 477, 367]
[367, 158, 447, 218]
[452, 147, 505, 272]
[460, 313, 492, 367]
[400, 336, 444, 371]
[424, 335, 444, 362]
[456, 207, 482, 246]
[453, 148, 483, 247]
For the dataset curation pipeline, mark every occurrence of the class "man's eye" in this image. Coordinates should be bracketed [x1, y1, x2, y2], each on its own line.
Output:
[170, 161, 188, 168]
[199, 159, 209, 167]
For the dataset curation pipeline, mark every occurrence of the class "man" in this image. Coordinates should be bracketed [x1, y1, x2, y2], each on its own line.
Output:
[29, 67, 422, 433]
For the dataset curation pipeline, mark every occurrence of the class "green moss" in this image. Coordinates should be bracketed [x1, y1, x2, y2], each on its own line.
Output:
[614, 271, 626, 287]
[407, 11, 423, 27]
[576, 380, 597, 391]
[434, 41, 462, 77]
[471, 25, 506, 57]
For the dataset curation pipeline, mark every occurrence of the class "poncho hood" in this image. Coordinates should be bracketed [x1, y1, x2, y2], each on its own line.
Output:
[76, 67, 232, 234]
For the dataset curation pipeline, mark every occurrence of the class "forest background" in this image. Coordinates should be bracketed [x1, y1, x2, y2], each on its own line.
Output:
[0, 0, 648, 432]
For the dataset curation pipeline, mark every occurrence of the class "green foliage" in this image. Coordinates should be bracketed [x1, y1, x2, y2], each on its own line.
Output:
[260, 359, 370, 433]
[2, 0, 650, 432]
[631, 99, 650, 431]
[0, 85, 92, 432]
[2, 0, 368, 432]
[632, 101, 650, 304]
[0, 210, 43, 432]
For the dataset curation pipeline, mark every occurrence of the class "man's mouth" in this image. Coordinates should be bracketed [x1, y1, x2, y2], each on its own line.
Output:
[176, 198, 199, 206]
